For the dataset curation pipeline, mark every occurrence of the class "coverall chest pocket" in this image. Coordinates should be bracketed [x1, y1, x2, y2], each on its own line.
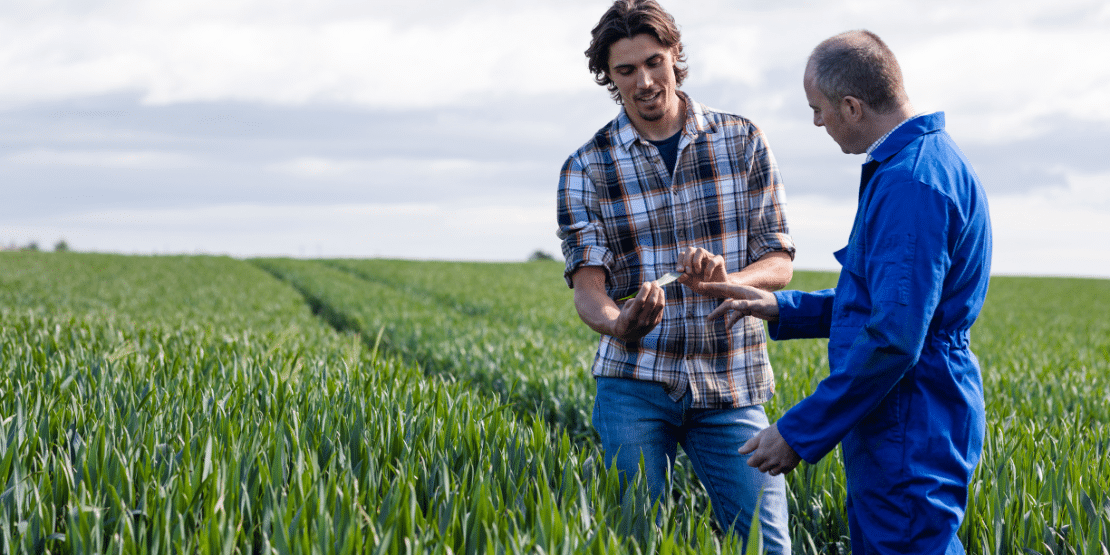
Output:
[839, 231, 916, 307]
[832, 246, 870, 326]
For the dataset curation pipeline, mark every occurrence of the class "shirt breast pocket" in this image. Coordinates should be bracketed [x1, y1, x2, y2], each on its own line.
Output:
[717, 177, 743, 209]
[713, 177, 742, 234]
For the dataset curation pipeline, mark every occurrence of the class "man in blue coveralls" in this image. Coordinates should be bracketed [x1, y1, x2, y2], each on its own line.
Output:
[700, 30, 992, 553]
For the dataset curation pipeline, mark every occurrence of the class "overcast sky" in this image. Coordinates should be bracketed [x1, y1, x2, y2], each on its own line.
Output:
[3, 0, 1109, 278]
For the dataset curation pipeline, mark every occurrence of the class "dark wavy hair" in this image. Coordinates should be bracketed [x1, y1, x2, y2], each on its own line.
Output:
[809, 30, 907, 114]
[585, 0, 688, 103]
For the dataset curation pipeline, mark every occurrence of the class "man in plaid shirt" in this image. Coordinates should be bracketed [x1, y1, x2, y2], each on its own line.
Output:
[557, 1, 795, 550]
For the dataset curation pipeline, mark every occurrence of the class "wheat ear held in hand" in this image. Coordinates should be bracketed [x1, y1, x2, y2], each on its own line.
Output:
[616, 271, 682, 301]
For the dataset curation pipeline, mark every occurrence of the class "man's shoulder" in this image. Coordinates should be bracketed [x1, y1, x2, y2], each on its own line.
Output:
[568, 114, 621, 153]
[695, 102, 751, 123]
[890, 115, 973, 174]
[564, 114, 633, 170]
[688, 100, 763, 139]
[874, 128, 982, 205]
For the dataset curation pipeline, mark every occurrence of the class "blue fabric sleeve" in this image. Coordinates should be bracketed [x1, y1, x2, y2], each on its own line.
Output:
[769, 289, 835, 340]
[776, 179, 954, 463]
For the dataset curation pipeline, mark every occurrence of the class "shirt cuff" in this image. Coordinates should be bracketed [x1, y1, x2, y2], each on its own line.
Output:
[563, 245, 613, 288]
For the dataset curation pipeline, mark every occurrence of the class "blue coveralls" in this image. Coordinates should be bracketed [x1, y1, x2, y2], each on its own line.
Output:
[770, 112, 992, 554]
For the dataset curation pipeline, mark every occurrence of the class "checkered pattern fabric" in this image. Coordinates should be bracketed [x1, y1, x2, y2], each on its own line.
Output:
[558, 92, 796, 408]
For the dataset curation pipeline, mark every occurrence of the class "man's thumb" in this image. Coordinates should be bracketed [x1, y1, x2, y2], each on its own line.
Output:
[738, 435, 759, 455]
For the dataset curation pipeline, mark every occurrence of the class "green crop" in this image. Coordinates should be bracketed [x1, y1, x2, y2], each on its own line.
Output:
[252, 258, 599, 440]
[3, 251, 1106, 553]
[248, 258, 1109, 553]
[0, 252, 762, 554]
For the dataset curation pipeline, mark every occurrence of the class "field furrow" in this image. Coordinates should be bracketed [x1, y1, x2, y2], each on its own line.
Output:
[0, 253, 744, 554]
[4, 251, 1107, 553]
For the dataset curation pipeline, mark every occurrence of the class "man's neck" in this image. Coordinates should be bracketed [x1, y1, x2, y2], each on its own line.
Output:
[862, 104, 916, 150]
[629, 93, 686, 141]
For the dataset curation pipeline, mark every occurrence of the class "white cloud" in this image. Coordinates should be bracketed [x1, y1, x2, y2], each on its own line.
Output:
[671, 1, 1110, 144]
[267, 156, 364, 180]
[5, 148, 196, 169]
[0, 1, 597, 108]
[770, 168, 1110, 278]
[901, 28, 1110, 143]
[988, 172, 1110, 278]
[2, 1, 1108, 277]
[3, 0, 1106, 129]
[266, 155, 543, 183]
[780, 194, 857, 272]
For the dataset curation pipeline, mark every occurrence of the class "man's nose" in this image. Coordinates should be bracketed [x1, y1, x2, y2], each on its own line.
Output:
[637, 68, 653, 88]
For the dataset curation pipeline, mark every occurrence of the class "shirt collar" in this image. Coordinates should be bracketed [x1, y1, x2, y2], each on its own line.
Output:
[866, 111, 947, 164]
[613, 91, 711, 151]
[865, 114, 918, 162]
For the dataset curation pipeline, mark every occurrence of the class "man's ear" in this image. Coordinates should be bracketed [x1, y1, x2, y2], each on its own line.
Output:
[840, 96, 864, 123]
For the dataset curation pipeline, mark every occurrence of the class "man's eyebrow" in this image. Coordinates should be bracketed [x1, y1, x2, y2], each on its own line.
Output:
[612, 53, 664, 70]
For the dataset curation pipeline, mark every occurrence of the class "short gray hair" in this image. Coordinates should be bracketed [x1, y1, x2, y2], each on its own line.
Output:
[809, 30, 907, 114]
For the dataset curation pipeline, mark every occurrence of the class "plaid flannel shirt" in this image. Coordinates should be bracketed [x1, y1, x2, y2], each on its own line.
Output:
[557, 92, 796, 408]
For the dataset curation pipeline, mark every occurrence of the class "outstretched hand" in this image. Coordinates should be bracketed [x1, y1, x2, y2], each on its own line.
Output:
[739, 423, 801, 476]
[701, 282, 780, 327]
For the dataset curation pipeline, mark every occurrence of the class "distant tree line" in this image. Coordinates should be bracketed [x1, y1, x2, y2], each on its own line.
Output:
[1, 240, 69, 252]
[528, 250, 560, 262]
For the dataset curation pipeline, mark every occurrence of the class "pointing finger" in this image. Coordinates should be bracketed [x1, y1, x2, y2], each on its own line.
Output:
[707, 300, 743, 320]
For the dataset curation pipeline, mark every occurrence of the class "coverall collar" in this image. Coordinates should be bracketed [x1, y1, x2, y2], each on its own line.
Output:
[859, 111, 946, 197]
[868, 111, 946, 164]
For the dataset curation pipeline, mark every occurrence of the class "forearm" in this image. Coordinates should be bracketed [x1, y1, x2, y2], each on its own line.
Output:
[728, 251, 793, 291]
[573, 272, 621, 336]
[571, 265, 665, 341]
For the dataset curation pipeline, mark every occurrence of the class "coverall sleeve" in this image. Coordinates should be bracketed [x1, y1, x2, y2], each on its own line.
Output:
[769, 288, 835, 340]
[557, 154, 613, 288]
[775, 179, 955, 463]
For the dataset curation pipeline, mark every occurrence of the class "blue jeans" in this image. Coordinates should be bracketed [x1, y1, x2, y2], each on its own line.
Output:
[592, 377, 791, 554]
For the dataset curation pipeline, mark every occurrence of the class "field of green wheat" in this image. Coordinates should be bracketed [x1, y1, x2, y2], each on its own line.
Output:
[2, 251, 1107, 554]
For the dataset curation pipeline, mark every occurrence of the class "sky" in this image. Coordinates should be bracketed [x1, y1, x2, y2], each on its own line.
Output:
[3, 0, 1109, 278]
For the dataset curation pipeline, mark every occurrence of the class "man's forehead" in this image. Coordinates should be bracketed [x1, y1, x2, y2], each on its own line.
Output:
[802, 69, 821, 99]
[608, 34, 673, 66]
[802, 61, 818, 83]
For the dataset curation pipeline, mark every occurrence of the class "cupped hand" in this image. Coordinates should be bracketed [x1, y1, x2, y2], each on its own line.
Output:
[611, 281, 665, 342]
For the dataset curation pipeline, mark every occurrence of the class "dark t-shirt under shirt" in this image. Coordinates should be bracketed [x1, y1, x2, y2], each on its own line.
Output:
[649, 130, 682, 176]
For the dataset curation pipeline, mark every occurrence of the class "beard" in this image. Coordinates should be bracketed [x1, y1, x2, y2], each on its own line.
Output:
[632, 89, 667, 121]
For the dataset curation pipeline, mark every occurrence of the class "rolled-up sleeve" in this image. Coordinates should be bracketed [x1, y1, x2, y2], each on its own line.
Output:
[557, 153, 613, 287]
[744, 128, 796, 265]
